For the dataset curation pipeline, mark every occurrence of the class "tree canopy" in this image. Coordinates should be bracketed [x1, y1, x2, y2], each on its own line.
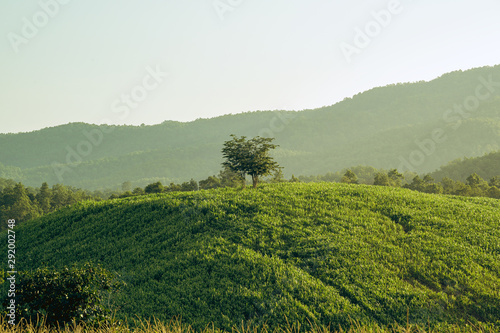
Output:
[221, 135, 280, 188]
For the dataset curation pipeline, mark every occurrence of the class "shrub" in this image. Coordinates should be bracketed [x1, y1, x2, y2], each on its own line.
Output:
[1, 262, 123, 327]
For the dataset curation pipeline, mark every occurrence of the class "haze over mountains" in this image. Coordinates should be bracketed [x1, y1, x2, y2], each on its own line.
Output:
[1, 65, 499, 190]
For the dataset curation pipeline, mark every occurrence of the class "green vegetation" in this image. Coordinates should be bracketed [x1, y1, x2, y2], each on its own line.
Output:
[298, 167, 500, 199]
[2, 183, 499, 331]
[0, 317, 499, 333]
[1, 317, 498, 333]
[222, 135, 280, 188]
[1, 65, 499, 190]
[430, 151, 500, 182]
[0, 181, 100, 230]
[1, 65, 500, 331]
[0, 263, 123, 327]
[3, 161, 498, 231]
[0, 168, 253, 229]
[298, 166, 385, 185]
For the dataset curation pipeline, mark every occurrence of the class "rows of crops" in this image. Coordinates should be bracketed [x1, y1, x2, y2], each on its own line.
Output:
[3, 183, 500, 330]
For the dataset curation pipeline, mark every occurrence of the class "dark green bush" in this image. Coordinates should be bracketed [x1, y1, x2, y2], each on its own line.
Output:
[1, 262, 123, 327]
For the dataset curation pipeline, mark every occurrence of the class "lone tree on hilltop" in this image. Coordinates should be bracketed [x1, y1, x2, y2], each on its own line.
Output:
[221, 135, 280, 188]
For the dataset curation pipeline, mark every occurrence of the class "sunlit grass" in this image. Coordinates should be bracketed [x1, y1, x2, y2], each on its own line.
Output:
[0, 316, 497, 333]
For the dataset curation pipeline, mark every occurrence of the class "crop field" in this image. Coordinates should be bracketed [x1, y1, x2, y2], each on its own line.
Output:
[1, 183, 499, 331]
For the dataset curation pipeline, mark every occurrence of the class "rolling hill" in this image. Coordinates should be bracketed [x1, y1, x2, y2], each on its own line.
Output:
[1, 65, 500, 190]
[4, 183, 499, 330]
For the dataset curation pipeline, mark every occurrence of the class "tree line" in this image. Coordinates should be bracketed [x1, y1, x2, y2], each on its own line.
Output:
[334, 168, 500, 199]
[0, 179, 99, 230]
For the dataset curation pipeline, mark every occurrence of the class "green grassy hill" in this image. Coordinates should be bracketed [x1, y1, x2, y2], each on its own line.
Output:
[4, 183, 500, 330]
[1, 65, 500, 189]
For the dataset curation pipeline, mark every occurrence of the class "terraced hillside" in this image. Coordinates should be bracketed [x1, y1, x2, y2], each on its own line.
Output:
[3, 183, 500, 330]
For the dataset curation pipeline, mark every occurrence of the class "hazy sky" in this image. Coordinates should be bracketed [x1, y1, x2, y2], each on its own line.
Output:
[1, 0, 499, 134]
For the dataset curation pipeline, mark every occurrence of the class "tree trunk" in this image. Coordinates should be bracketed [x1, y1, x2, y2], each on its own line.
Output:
[252, 175, 259, 188]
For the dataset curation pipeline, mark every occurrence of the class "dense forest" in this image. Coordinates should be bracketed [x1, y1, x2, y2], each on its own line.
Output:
[1, 65, 499, 190]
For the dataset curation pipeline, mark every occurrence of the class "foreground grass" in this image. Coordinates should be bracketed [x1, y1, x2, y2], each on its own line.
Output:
[0, 317, 498, 333]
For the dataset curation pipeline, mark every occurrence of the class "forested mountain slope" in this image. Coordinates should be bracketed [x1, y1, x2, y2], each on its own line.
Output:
[430, 150, 500, 182]
[1, 65, 499, 189]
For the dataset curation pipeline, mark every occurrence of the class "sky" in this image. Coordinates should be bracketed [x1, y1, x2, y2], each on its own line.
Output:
[1, 0, 500, 134]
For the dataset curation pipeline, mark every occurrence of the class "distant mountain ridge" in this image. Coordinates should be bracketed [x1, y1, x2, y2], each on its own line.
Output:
[1, 65, 500, 190]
